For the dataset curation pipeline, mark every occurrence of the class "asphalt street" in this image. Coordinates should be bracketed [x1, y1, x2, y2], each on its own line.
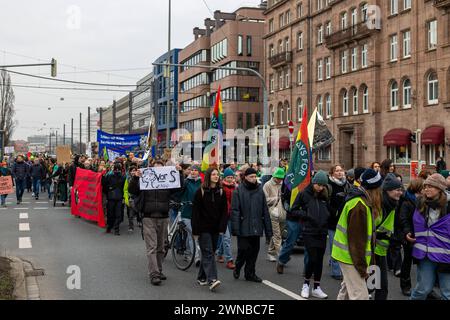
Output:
[0, 191, 414, 300]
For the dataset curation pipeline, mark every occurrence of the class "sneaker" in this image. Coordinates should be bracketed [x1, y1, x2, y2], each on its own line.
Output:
[209, 280, 221, 291]
[197, 279, 208, 286]
[150, 276, 161, 286]
[106, 229, 112, 234]
[233, 268, 240, 279]
[195, 260, 201, 268]
[128, 227, 134, 233]
[32, 193, 35, 197]
[276, 263, 284, 274]
[17, 200, 20, 205]
[217, 256, 225, 263]
[36, 196, 39, 200]
[226, 261, 236, 270]
[301, 284, 310, 299]
[401, 287, 411, 296]
[394, 270, 402, 277]
[114, 231, 120, 236]
[158, 272, 167, 280]
[245, 275, 262, 283]
[267, 254, 277, 262]
[312, 286, 328, 299]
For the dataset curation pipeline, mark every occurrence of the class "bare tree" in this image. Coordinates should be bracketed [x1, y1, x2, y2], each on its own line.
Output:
[0, 70, 16, 145]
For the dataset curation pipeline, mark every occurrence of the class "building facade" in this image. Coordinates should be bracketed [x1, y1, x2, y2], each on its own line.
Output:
[264, 0, 450, 177]
[177, 6, 266, 161]
[131, 72, 155, 134]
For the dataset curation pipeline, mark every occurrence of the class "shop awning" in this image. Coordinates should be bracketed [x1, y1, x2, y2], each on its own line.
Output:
[383, 128, 412, 146]
[421, 126, 445, 145]
[279, 136, 291, 150]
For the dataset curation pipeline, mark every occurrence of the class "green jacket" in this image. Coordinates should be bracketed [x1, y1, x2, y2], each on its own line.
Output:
[179, 176, 202, 219]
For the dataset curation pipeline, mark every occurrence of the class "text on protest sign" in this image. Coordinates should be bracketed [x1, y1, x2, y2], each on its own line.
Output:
[0, 176, 13, 195]
[139, 166, 180, 190]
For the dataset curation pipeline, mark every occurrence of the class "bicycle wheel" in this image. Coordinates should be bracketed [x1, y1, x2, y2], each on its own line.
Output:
[171, 226, 195, 271]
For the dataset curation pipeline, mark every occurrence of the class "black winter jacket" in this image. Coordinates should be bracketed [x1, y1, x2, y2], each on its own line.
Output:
[231, 180, 273, 238]
[128, 174, 182, 219]
[11, 161, 29, 180]
[291, 184, 330, 248]
[30, 164, 45, 179]
[328, 177, 351, 230]
[102, 172, 126, 201]
[192, 187, 228, 235]
[398, 192, 417, 242]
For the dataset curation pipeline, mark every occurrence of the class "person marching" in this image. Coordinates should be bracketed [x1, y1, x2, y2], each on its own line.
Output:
[102, 162, 126, 235]
[192, 168, 228, 291]
[0, 162, 12, 207]
[332, 169, 383, 300]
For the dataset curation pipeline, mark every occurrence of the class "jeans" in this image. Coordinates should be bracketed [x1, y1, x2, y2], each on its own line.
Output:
[32, 178, 41, 197]
[47, 180, 53, 199]
[216, 222, 233, 262]
[328, 229, 342, 277]
[169, 208, 178, 226]
[15, 178, 26, 201]
[410, 258, 450, 300]
[182, 218, 200, 262]
[278, 220, 301, 265]
[1, 194, 7, 205]
[198, 232, 219, 283]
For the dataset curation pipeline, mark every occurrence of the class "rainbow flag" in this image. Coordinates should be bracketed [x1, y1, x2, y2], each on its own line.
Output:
[284, 106, 312, 207]
[201, 86, 224, 172]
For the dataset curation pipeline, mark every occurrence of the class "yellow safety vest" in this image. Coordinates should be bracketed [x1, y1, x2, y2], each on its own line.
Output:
[332, 197, 373, 266]
[374, 209, 395, 257]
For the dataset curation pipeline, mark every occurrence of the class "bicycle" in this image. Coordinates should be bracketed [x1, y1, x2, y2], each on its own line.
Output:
[165, 201, 196, 271]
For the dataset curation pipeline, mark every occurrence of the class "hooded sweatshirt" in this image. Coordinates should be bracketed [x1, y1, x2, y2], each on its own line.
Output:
[179, 175, 202, 219]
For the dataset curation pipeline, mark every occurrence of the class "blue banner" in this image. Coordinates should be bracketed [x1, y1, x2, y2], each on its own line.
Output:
[97, 130, 147, 161]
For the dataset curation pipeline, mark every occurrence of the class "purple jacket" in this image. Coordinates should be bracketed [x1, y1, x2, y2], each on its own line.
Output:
[412, 207, 450, 265]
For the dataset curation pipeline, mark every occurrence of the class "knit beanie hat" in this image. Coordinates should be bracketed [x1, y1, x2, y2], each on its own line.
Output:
[382, 173, 403, 191]
[361, 169, 382, 190]
[272, 167, 286, 179]
[244, 168, 257, 176]
[346, 169, 355, 178]
[223, 167, 235, 178]
[191, 165, 201, 172]
[424, 173, 448, 193]
[354, 167, 366, 181]
[440, 170, 450, 179]
[312, 170, 328, 185]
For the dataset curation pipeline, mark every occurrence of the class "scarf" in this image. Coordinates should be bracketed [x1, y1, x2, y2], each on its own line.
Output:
[243, 179, 258, 190]
[329, 176, 347, 186]
[382, 191, 398, 215]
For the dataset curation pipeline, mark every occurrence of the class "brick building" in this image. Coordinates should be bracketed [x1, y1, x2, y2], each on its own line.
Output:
[264, 0, 450, 177]
[177, 6, 266, 159]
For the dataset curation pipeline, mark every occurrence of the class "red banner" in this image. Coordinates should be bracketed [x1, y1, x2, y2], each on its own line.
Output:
[71, 168, 105, 228]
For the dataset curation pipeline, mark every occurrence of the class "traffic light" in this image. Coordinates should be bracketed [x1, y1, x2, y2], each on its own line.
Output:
[410, 133, 417, 143]
[51, 58, 57, 77]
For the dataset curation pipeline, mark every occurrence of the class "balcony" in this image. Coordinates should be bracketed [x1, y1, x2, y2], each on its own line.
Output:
[325, 21, 380, 50]
[269, 51, 292, 68]
[434, 0, 450, 9]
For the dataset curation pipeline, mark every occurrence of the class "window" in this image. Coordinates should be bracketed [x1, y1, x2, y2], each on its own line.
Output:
[427, 72, 439, 104]
[390, 0, 398, 15]
[237, 113, 243, 129]
[297, 64, 303, 85]
[341, 12, 348, 30]
[238, 35, 243, 55]
[279, 13, 285, 28]
[279, 40, 284, 53]
[297, 98, 304, 121]
[361, 44, 368, 68]
[326, 22, 332, 36]
[390, 81, 399, 109]
[317, 59, 323, 81]
[297, 3, 303, 18]
[285, 37, 290, 52]
[246, 113, 252, 130]
[247, 36, 252, 56]
[285, 68, 290, 88]
[351, 47, 357, 71]
[298, 32, 304, 50]
[286, 102, 291, 123]
[388, 145, 411, 164]
[211, 39, 228, 63]
[286, 10, 291, 24]
[317, 25, 323, 45]
[428, 20, 437, 50]
[317, 0, 323, 11]
[341, 50, 348, 73]
[317, 96, 323, 116]
[403, 0, 411, 10]
[403, 79, 412, 108]
[362, 86, 369, 113]
[326, 94, 332, 118]
[361, 3, 368, 22]
[270, 74, 274, 93]
[352, 89, 358, 114]
[269, 19, 274, 33]
[426, 144, 445, 166]
[351, 8, 358, 27]
[279, 70, 284, 90]
[403, 30, 411, 58]
[343, 90, 349, 116]
[270, 105, 275, 125]
[279, 104, 284, 125]
[325, 57, 331, 79]
[390, 35, 398, 61]
[270, 44, 275, 57]
[318, 146, 331, 161]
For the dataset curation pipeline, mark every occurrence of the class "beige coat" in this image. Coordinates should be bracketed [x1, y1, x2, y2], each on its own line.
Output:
[263, 178, 286, 220]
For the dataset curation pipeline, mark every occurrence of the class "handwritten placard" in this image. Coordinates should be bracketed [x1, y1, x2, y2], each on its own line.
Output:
[139, 166, 180, 190]
[0, 176, 13, 195]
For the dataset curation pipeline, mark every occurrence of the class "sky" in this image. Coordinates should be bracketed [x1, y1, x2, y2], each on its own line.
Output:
[0, 0, 261, 141]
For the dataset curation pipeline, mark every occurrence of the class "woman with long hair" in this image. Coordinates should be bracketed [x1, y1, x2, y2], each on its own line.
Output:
[380, 159, 395, 178]
[192, 168, 228, 292]
[409, 174, 450, 300]
[370, 162, 381, 172]
[332, 169, 383, 300]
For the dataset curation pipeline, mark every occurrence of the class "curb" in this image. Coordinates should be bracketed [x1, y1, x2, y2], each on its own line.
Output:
[7, 256, 44, 300]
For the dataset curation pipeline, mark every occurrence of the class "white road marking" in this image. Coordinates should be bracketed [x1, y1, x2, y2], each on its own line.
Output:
[0, 208, 7, 210]
[34, 208, 49, 210]
[55, 207, 69, 210]
[19, 223, 30, 231]
[19, 237, 32, 249]
[262, 280, 306, 300]
[19, 213, 29, 219]
[36, 202, 48, 204]
[14, 208, 29, 210]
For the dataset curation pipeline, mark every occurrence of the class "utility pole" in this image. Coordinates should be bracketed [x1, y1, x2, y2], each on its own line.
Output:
[112, 100, 117, 134]
[128, 92, 133, 133]
[71, 118, 74, 153]
[63, 124, 66, 145]
[165, 0, 172, 148]
[98, 108, 103, 131]
[88, 107, 91, 143]
[79, 113, 82, 154]
[56, 130, 58, 148]
[49, 131, 52, 154]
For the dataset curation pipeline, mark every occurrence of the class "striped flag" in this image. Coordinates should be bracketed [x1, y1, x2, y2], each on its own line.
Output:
[284, 106, 312, 207]
[201, 86, 224, 172]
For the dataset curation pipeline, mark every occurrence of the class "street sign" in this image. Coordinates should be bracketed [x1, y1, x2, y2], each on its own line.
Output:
[289, 133, 294, 142]
[288, 121, 294, 134]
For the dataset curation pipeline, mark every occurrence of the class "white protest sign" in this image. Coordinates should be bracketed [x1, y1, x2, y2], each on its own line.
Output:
[4, 146, 14, 154]
[139, 166, 180, 190]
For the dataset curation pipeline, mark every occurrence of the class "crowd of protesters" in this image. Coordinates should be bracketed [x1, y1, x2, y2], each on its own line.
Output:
[4, 151, 450, 299]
